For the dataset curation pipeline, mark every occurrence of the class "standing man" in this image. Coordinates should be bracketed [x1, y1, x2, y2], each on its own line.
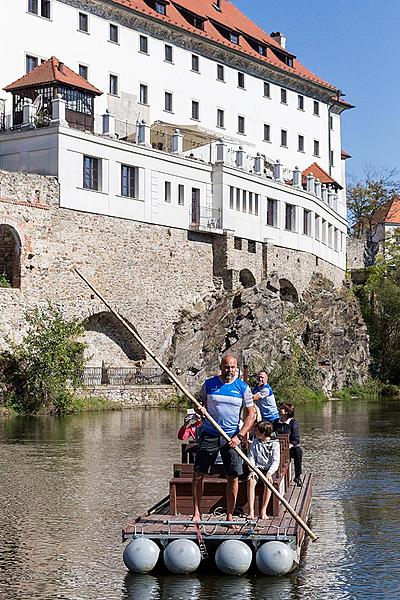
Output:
[192, 354, 256, 523]
[253, 370, 279, 424]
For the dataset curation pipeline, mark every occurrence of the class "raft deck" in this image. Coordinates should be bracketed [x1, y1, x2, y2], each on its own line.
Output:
[123, 472, 312, 548]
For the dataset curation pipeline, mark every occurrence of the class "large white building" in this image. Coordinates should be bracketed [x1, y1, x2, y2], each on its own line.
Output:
[0, 0, 353, 281]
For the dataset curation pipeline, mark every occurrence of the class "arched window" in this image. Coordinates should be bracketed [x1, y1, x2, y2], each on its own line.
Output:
[239, 269, 256, 289]
[279, 279, 299, 303]
[0, 225, 21, 288]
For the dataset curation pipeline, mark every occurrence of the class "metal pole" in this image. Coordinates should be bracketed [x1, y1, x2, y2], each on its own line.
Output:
[75, 268, 318, 541]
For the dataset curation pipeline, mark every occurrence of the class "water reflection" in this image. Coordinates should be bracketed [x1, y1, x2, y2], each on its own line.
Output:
[1, 399, 400, 599]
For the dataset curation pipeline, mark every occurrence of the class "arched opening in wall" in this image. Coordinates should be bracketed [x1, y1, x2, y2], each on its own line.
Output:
[84, 312, 146, 368]
[239, 269, 256, 289]
[279, 279, 299, 303]
[0, 225, 21, 288]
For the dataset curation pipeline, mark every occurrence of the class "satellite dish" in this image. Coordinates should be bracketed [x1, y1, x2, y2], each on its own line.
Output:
[32, 94, 43, 115]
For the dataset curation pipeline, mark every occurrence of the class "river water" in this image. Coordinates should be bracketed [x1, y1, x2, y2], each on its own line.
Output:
[0, 398, 399, 600]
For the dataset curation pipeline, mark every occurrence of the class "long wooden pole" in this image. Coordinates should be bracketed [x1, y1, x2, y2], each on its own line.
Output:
[75, 269, 318, 541]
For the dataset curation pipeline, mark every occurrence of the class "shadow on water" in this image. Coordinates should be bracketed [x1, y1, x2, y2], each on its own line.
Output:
[1, 399, 400, 599]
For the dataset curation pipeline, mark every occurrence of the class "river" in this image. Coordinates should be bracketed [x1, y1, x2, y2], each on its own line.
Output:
[0, 397, 399, 600]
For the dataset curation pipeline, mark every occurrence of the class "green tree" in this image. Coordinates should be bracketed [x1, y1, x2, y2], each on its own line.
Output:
[0, 305, 86, 414]
[347, 166, 399, 238]
[355, 234, 400, 384]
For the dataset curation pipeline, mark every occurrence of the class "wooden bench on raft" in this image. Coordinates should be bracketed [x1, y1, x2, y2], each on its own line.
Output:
[170, 434, 291, 516]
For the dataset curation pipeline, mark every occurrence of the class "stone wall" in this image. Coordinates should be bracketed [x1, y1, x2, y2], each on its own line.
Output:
[347, 237, 366, 270]
[0, 169, 347, 370]
[83, 384, 177, 407]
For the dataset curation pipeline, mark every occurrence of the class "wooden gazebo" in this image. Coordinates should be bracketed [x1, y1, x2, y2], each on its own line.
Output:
[3, 56, 102, 131]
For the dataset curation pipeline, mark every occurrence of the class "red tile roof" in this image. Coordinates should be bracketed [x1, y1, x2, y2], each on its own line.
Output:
[302, 162, 343, 190]
[385, 197, 400, 224]
[111, 0, 340, 93]
[4, 57, 102, 95]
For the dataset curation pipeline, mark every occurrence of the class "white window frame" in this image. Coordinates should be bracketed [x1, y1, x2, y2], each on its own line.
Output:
[109, 73, 119, 96]
[109, 23, 119, 44]
[78, 12, 89, 33]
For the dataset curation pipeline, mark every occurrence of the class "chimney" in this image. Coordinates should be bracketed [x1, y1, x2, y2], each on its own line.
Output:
[270, 31, 286, 49]
[58, 61, 65, 74]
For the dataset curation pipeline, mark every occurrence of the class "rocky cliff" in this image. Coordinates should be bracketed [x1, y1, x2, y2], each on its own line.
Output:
[167, 274, 370, 395]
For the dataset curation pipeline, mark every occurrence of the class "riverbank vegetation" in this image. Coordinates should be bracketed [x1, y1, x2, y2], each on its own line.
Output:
[0, 305, 86, 415]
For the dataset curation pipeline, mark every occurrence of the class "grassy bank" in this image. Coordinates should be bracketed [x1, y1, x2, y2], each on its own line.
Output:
[332, 379, 383, 401]
[0, 395, 124, 416]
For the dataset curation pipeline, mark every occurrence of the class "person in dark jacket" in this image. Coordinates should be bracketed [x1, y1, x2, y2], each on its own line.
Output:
[274, 402, 303, 486]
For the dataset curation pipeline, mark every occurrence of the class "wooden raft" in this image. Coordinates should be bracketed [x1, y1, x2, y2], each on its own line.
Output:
[123, 473, 312, 543]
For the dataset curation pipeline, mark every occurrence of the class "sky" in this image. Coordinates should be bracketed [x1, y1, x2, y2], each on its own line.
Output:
[235, 0, 400, 180]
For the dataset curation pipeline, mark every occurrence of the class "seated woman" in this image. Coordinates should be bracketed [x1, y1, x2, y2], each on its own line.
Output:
[274, 403, 303, 486]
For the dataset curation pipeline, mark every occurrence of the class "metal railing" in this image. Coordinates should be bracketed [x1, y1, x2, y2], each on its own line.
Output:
[189, 207, 222, 231]
[82, 366, 165, 386]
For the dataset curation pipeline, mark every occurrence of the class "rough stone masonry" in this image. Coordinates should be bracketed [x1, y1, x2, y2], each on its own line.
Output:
[0, 168, 360, 390]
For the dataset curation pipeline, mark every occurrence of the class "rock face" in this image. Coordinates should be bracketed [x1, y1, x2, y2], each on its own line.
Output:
[168, 275, 370, 395]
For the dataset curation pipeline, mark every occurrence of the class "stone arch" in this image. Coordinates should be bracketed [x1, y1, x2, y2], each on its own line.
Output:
[279, 279, 299, 303]
[0, 224, 21, 288]
[239, 268, 256, 289]
[83, 311, 146, 367]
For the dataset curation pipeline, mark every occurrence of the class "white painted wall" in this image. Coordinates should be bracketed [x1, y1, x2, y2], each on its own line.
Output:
[1, 0, 346, 190]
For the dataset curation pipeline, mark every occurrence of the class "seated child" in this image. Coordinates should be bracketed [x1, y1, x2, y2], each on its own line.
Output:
[247, 421, 280, 520]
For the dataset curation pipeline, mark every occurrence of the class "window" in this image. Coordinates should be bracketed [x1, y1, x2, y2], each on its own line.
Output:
[230, 32, 239, 44]
[242, 190, 247, 212]
[164, 44, 173, 62]
[313, 140, 320, 157]
[298, 135, 304, 152]
[121, 165, 136, 198]
[263, 82, 270, 97]
[254, 194, 259, 216]
[83, 156, 99, 191]
[139, 35, 148, 53]
[178, 184, 185, 205]
[109, 24, 119, 43]
[28, 0, 50, 18]
[191, 54, 199, 72]
[236, 188, 241, 211]
[238, 72, 245, 88]
[78, 12, 89, 32]
[191, 100, 199, 120]
[28, 0, 38, 14]
[264, 124, 271, 142]
[139, 83, 148, 104]
[329, 115, 333, 130]
[164, 91, 173, 112]
[164, 181, 171, 203]
[26, 54, 38, 73]
[155, 1, 166, 14]
[313, 100, 320, 116]
[334, 228, 339, 251]
[328, 224, 333, 248]
[258, 44, 266, 56]
[298, 95, 304, 110]
[238, 115, 245, 134]
[285, 203, 296, 231]
[217, 64, 224, 81]
[234, 237, 242, 250]
[267, 198, 278, 227]
[330, 150, 334, 167]
[78, 64, 88, 80]
[109, 74, 119, 95]
[281, 129, 288, 147]
[248, 192, 253, 213]
[322, 219, 327, 244]
[315, 215, 320, 240]
[217, 108, 225, 128]
[248, 240, 256, 254]
[281, 88, 287, 104]
[303, 209, 311, 236]
[229, 186, 234, 209]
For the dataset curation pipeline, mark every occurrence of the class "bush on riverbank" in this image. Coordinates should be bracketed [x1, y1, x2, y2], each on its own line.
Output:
[333, 379, 383, 401]
[0, 305, 86, 415]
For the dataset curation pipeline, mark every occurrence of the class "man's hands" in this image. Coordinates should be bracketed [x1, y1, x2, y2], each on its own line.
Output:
[229, 435, 242, 448]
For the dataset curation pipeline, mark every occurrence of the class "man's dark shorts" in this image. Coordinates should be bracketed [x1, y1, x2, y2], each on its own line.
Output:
[194, 433, 243, 477]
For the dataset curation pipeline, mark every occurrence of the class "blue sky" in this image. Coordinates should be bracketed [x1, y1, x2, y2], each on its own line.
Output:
[235, 0, 400, 179]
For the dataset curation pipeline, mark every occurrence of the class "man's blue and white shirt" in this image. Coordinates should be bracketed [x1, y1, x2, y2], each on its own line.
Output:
[200, 376, 253, 437]
[252, 383, 279, 422]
